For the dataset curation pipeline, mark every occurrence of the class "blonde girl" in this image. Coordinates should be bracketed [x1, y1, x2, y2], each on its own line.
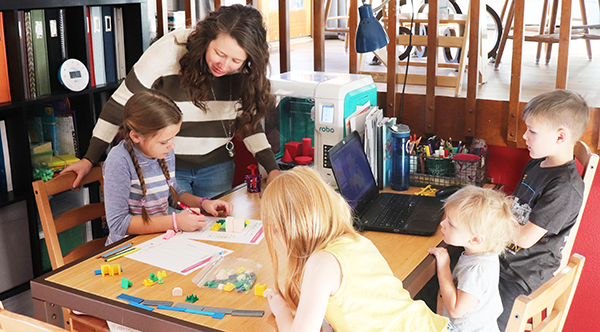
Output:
[103, 90, 232, 245]
[262, 167, 450, 332]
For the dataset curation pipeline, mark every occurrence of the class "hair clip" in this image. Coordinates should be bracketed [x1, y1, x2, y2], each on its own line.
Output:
[167, 179, 172, 187]
[141, 199, 146, 207]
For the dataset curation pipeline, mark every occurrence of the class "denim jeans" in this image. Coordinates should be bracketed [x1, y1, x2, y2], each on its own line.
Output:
[176, 160, 235, 198]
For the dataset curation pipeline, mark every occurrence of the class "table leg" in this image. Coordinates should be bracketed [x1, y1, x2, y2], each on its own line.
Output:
[33, 297, 64, 328]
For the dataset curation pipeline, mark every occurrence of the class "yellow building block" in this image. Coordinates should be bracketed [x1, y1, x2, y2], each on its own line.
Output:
[254, 283, 267, 296]
[157, 270, 167, 278]
[100, 264, 111, 276]
[235, 267, 246, 274]
[210, 223, 221, 231]
[223, 283, 236, 292]
[110, 264, 121, 276]
[143, 279, 155, 287]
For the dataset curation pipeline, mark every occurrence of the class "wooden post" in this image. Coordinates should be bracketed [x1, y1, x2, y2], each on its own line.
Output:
[556, 0, 572, 89]
[279, 0, 290, 73]
[386, 0, 397, 118]
[425, 0, 439, 134]
[156, 0, 168, 38]
[314, 0, 325, 71]
[465, 0, 480, 137]
[185, 0, 196, 28]
[349, 0, 358, 73]
[507, 0, 524, 144]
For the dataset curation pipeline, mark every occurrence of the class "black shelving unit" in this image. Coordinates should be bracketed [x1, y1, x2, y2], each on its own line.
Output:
[0, 0, 149, 289]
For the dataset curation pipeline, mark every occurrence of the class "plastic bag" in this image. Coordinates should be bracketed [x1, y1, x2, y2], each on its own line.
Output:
[191, 256, 262, 293]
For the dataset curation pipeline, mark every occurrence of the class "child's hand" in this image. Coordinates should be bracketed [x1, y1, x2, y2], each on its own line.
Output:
[264, 288, 292, 318]
[176, 210, 206, 232]
[201, 199, 233, 217]
[428, 247, 450, 267]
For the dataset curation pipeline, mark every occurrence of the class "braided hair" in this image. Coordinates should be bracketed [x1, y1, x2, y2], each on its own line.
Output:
[121, 90, 182, 224]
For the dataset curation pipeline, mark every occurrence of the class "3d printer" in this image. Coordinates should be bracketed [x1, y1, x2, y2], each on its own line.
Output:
[267, 71, 377, 184]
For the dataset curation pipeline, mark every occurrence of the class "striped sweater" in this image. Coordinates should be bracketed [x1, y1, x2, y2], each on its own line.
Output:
[103, 140, 185, 245]
[86, 29, 278, 172]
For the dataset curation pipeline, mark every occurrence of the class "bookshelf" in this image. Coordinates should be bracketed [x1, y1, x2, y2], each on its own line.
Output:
[0, 0, 149, 290]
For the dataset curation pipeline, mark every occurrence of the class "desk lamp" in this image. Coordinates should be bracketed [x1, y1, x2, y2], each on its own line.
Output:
[355, 1, 389, 53]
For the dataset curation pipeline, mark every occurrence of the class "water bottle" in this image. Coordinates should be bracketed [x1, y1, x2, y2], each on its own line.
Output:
[391, 124, 411, 191]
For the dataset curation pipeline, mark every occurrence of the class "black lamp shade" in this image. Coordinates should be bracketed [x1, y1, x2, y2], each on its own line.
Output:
[355, 4, 389, 53]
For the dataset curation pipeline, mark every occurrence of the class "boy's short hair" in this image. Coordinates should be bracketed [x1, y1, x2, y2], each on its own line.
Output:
[445, 186, 517, 255]
[522, 89, 590, 141]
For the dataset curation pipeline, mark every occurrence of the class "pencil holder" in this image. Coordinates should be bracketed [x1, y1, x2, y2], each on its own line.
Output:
[452, 153, 480, 182]
[425, 157, 451, 176]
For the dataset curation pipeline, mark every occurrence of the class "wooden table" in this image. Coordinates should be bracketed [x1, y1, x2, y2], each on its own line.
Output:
[31, 185, 445, 332]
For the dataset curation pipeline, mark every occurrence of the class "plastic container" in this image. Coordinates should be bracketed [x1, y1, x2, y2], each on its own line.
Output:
[391, 124, 411, 191]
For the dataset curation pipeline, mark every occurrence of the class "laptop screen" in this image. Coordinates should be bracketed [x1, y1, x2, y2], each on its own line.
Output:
[329, 131, 379, 210]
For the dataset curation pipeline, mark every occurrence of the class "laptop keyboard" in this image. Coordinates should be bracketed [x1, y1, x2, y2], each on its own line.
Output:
[372, 194, 420, 228]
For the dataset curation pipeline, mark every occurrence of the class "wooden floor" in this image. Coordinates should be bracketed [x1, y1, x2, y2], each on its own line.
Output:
[269, 32, 600, 107]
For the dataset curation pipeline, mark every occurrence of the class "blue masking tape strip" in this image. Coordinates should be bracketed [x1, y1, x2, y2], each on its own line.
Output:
[157, 305, 187, 312]
[116, 293, 144, 304]
[128, 302, 154, 311]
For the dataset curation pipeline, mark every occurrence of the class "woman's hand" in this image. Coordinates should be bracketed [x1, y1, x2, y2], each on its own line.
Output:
[176, 210, 206, 232]
[201, 199, 234, 217]
[60, 158, 93, 189]
[267, 169, 280, 185]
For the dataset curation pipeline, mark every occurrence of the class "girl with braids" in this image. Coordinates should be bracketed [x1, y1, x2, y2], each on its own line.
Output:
[261, 167, 452, 332]
[102, 91, 232, 245]
[63, 4, 279, 198]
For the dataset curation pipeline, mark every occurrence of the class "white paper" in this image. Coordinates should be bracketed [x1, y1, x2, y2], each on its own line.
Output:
[186, 217, 265, 245]
[126, 234, 231, 275]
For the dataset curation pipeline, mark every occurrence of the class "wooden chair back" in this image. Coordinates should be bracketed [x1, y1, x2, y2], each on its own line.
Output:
[0, 301, 68, 332]
[559, 141, 598, 272]
[32, 165, 106, 269]
[505, 254, 585, 332]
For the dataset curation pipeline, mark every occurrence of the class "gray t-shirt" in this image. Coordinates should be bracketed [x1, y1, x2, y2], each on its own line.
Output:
[445, 252, 502, 332]
[501, 158, 583, 293]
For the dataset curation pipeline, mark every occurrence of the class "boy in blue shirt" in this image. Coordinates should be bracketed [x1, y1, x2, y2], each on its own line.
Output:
[497, 89, 590, 331]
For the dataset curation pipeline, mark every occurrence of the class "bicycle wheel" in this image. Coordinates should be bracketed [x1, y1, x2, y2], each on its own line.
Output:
[442, 27, 461, 63]
[484, 5, 502, 60]
[398, 26, 414, 61]
[416, 0, 463, 58]
[414, 25, 428, 58]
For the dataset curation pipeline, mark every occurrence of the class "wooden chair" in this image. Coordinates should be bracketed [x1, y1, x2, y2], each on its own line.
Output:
[558, 140, 598, 272]
[505, 254, 585, 332]
[0, 301, 68, 332]
[32, 165, 110, 332]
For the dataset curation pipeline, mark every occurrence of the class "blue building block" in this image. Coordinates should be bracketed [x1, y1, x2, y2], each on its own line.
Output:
[116, 293, 144, 304]
[127, 302, 154, 311]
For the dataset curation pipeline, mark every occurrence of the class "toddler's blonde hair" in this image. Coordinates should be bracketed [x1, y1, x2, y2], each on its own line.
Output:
[444, 186, 517, 255]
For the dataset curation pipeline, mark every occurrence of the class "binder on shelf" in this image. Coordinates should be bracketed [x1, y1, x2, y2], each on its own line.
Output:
[113, 7, 126, 80]
[17, 11, 31, 100]
[90, 6, 106, 86]
[45, 8, 68, 94]
[24, 11, 37, 99]
[0, 13, 11, 104]
[0, 120, 13, 192]
[86, 7, 96, 87]
[102, 6, 117, 84]
[30, 9, 51, 97]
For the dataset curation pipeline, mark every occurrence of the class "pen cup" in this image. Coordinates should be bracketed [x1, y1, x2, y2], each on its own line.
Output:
[425, 157, 451, 176]
[452, 153, 480, 182]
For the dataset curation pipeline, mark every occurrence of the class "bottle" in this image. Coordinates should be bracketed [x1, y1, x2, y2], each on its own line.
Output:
[391, 124, 411, 191]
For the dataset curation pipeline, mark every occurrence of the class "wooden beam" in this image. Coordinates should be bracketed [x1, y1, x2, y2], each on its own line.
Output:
[278, 0, 290, 73]
[556, 0, 572, 89]
[156, 0, 167, 39]
[465, 0, 481, 137]
[387, 0, 398, 118]
[425, 0, 439, 134]
[507, 0, 525, 145]
[349, 0, 358, 73]
[314, 0, 325, 71]
[185, 0, 196, 28]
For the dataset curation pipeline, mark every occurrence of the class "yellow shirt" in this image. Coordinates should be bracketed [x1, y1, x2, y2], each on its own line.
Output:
[323, 235, 449, 332]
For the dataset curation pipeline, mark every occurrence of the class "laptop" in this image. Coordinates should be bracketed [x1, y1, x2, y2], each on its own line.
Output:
[329, 131, 445, 236]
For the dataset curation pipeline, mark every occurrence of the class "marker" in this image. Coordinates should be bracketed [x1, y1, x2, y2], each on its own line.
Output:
[105, 247, 140, 262]
[98, 243, 132, 259]
[178, 201, 201, 215]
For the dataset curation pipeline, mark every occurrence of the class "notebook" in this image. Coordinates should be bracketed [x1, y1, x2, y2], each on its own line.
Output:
[329, 131, 445, 236]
